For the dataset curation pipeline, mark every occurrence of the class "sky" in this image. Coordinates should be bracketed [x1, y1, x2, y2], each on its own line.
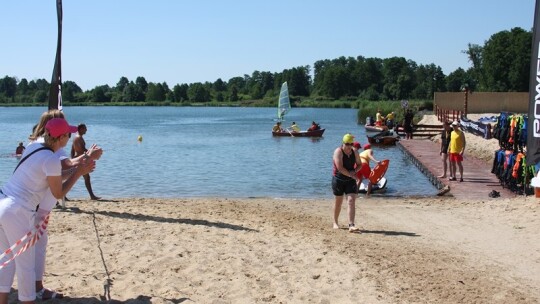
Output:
[1, 1, 537, 91]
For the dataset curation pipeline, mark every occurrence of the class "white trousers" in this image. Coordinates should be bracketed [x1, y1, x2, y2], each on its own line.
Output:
[34, 207, 51, 281]
[0, 197, 36, 301]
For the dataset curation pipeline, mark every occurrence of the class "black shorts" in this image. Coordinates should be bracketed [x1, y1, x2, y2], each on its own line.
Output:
[332, 176, 358, 196]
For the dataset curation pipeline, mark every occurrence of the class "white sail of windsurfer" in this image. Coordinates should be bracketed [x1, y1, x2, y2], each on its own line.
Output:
[277, 82, 290, 121]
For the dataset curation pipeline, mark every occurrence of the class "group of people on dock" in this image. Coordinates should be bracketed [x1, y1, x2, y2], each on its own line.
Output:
[438, 120, 466, 182]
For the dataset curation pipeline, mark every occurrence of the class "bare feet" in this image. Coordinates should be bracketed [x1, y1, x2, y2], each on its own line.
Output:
[333, 223, 340, 229]
[437, 174, 446, 178]
[90, 196, 101, 200]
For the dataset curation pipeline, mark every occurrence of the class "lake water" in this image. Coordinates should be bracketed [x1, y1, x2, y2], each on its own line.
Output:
[0, 107, 437, 199]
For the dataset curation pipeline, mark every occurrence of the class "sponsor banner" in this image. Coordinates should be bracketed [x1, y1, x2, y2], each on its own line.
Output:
[48, 0, 63, 111]
[460, 116, 492, 139]
[527, 0, 540, 165]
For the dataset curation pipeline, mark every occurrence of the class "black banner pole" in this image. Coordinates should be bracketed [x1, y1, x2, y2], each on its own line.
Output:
[48, 0, 63, 111]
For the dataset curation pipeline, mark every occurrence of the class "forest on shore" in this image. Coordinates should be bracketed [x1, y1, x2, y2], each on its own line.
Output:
[0, 27, 532, 109]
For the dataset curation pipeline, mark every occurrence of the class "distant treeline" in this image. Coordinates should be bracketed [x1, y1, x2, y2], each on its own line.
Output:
[0, 27, 531, 106]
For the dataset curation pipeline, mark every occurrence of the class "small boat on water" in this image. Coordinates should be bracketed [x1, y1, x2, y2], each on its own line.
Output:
[271, 82, 325, 137]
[364, 124, 389, 132]
[272, 129, 325, 137]
[366, 130, 400, 145]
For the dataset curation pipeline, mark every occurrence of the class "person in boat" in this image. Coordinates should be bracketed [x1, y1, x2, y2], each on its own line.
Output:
[438, 121, 452, 178]
[366, 116, 374, 126]
[308, 121, 321, 131]
[375, 109, 385, 127]
[358, 143, 381, 197]
[15, 142, 25, 155]
[385, 111, 395, 129]
[332, 134, 363, 233]
[289, 122, 300, 133]
[272, 121, 283, 132]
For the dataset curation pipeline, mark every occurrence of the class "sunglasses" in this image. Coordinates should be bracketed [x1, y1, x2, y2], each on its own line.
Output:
[344, 143, 353, 146]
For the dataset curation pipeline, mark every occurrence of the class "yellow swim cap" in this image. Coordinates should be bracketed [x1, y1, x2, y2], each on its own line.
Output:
[342, 133, 355, 144]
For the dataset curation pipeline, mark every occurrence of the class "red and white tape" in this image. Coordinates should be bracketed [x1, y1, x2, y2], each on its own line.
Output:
[0, 214, 49, 269]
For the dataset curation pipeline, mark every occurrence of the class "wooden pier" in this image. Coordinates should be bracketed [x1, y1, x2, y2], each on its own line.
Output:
[398, 139, 516, 200]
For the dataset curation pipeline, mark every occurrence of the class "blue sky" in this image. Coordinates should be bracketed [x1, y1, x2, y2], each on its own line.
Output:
[2, 1, 536, 91]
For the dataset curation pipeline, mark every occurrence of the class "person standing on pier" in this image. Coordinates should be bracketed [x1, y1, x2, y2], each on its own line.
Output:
[438, 121, 452, 178]
[449, 121, 466, 182]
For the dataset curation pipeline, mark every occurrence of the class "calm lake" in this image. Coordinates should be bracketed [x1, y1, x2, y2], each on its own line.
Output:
[0, 107, 437, 199]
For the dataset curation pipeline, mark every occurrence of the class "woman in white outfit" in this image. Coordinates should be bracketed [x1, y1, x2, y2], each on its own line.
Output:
[0, 118, 95, 304]
[28, 110, 102, 300]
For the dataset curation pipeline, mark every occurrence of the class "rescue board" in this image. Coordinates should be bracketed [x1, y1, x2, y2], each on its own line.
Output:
[358, 177, 388, 194]
[369, 159, 389, 184]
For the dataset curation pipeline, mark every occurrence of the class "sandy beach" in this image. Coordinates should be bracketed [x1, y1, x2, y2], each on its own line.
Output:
[7, 195, 538, 304]
[6, 114, 539, 303]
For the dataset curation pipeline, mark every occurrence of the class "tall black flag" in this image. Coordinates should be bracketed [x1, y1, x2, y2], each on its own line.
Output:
[48, 0, 63, 111]
[527, 0, 540, 166]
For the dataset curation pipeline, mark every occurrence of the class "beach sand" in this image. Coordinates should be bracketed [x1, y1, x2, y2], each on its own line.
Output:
[11, 196, 539, 303]
[8, 115, 540, 303]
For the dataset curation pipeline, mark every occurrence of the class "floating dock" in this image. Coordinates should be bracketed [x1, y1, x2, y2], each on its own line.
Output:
[398, 139, 516, 200]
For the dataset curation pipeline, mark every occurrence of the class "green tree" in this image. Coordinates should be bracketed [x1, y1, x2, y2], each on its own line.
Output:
[412, 64, 446, 99]
[33, 90, 48, 104]
[172, 84, 188, 102]
[382, 57, 415, 100]
[481, 27, 531, 91]
[288, 66, 310, 96]
[0, 76, 17, 100]
[17, 78, 29, 95]
[122, 82, 141, 102]
[445, 68, 466, 92]
[213, 78, 227, 92]
[62, 81, 82, 102]
[229, 85, 239, 101]
[462, 43, 483, 87]
[357, 57, 384, 98]
[90, 85, 111, 103]
[116, 77, 129, 93]
[228, 76, 246, 95]
[188, 82, 210, 102]
[135, 76, 148, 94]
[146, 82, 166, 101]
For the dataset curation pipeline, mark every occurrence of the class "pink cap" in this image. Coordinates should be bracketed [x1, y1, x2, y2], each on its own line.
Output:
[353, 142, 361, 149]
[363, 144, 371, 150]
[45, 118, 78, 138]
